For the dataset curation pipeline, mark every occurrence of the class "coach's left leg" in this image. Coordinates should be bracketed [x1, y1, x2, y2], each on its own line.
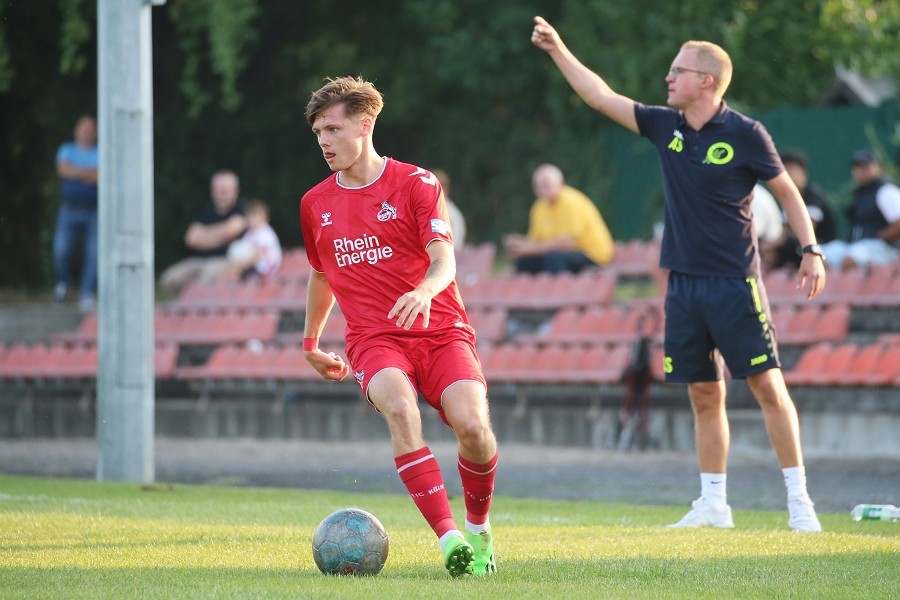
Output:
[443, 382, 498, 574]
[747, 368, 802, 467]
[748, 368, 821, 532]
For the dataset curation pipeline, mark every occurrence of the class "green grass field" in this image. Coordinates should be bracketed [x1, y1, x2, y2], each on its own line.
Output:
[1, 474, 897, 599]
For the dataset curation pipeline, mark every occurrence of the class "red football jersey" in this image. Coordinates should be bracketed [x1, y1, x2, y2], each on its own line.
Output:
[300, 157, 472, 346]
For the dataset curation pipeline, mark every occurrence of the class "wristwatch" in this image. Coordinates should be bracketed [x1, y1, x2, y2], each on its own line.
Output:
[800, 244, 825, 261]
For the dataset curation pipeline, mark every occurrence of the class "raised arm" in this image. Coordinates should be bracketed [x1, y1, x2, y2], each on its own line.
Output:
[531, 16, 638, 134]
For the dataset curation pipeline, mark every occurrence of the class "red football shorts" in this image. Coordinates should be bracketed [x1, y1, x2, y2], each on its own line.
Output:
[345, 329, 487, 423]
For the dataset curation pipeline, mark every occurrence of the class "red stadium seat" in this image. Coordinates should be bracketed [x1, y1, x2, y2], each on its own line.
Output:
[456, 243, 496, 285]
[467, 307, 507, 346]
[783, 343, 831, 386]
[830, 344, 886, 386]
[278, 248, 312, 281]
[607, 239, 660, 278]
[785, 342, 857, 386]
[858, 344, 900, 386]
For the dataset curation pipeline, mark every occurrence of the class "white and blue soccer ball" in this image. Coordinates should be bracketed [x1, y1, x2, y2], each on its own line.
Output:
[312, 508, 389, 575]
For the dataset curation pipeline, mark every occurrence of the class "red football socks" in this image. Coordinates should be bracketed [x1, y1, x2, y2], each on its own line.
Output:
[457, 452, 498, 525]
[395, 446, 456, 538]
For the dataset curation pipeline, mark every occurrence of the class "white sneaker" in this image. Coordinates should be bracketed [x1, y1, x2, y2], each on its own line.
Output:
[668, 498, 735, 528]
[788, 495, 822, 532]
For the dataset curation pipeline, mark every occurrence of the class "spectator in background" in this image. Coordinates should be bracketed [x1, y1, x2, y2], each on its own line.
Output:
[159, 170, 248, 296]
[53, 115, 99, 312]
[223, 199, 282, 281]
[766, 150, 838, 270]
[433, 169, 467, 247]
[752, 184, 783, 271]
[822, 149, 900, 270]
[503, 163, 614, 274]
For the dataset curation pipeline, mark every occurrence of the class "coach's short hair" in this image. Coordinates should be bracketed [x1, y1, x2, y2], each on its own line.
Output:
[681, 40, 732, 97]
[305, 76, 384, 127]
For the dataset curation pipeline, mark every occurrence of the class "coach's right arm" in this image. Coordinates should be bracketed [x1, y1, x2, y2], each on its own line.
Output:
[531, 16, 638, 134]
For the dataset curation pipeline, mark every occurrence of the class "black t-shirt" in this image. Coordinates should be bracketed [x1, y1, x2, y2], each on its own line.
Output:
[193, 201, 246, 258]
[634, 102, 783, 279]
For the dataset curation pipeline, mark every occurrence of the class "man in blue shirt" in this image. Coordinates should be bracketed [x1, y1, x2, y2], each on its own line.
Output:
[532, 16, 826, 531]
[54, 115, 99, 312]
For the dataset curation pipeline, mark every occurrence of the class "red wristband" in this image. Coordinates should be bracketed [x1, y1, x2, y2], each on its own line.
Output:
[302, 337, 319, 352]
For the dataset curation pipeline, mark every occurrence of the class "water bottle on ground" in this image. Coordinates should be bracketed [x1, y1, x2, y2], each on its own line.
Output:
[851, 504, 899, 521]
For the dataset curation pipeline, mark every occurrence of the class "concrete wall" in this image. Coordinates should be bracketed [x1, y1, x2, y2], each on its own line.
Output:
[2, 392, 897, 459]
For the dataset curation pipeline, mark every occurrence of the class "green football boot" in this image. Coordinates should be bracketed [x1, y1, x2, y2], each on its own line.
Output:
[442, 535, 475, 578]
[466, 527, 496, 575]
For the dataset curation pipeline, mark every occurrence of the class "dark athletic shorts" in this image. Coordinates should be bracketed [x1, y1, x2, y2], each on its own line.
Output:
[663, 271, 781, 383]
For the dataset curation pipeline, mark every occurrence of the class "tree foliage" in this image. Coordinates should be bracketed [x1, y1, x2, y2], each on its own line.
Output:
[0, 0, 896, 287]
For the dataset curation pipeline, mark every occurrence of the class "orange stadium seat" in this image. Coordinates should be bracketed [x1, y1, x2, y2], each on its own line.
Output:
[819, 268, 866, 305]
[776, 303, 849, 346]
[278, 248, 312, 281]
[456, 243, 496, 285]
[467, 307, 507, 346]
[482, 344, 540, 383]
[562, 343, 631, 385]
[785, 342, 857, 386]
[830, 344, 886, 386]
[607, 239, 660, 278]
[783, 342, 831, 386]
[524, 344, 578, 384]
[858, 344, 900, 386]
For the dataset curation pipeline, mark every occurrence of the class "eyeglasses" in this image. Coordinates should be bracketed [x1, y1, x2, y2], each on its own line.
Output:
[669, 66, 709, 77]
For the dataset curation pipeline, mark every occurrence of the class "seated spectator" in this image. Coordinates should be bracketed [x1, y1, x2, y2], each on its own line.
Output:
[433, 168, 467, 247]
[223, 199, 282, 281]
[753, 183, 783, 271]
[766, 150, 838, 270]
[503, 163, 614, 274]
[159, 170, 248, 296]
[822, 149, 900, 270]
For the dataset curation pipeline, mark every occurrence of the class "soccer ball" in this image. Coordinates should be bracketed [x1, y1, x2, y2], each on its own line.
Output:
[312, 508, 389, 575]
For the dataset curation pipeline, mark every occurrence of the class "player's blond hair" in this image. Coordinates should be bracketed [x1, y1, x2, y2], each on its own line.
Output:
[681, 41, 732, 97]
[305, 76, 384, 127]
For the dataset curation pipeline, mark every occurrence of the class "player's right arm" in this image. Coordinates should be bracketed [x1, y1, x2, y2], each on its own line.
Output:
[531, 16, 638, 134]
[303, 270, 350, 381]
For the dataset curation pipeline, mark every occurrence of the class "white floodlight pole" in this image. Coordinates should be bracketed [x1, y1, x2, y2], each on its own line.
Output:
[96, 0, 164, 483]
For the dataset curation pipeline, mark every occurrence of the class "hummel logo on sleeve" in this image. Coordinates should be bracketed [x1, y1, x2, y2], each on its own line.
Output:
[409, 167, 437, 186]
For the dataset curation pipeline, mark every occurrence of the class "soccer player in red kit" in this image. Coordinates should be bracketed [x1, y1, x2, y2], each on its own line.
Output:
[299, 76, 498, 577]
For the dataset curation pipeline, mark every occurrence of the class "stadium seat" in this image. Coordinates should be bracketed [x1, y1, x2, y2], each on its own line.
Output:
[566, 343, 631, 384]
[482, 344, 540, 383]
[857, 344, 900, 386]
[456, 242, 496, 285]
[278, 248, 312, 281]
[524, 344, 579, 384]
[776, 303, 849, 346]
[830, 344, 886, 386]
[783, 343, 831, 386]
[819, 268, 866, 305]
[784, 342, 857, 386]
[762, 269, 797, 306]
[467, 307, 507, 346]
[607, 239, 660, 278]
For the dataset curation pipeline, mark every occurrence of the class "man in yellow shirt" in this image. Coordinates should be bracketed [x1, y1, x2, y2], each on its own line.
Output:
[503, 163, 614, 273]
